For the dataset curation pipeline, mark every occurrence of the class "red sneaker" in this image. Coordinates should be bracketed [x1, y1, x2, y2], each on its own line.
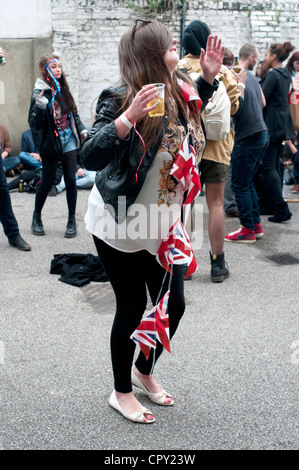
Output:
[254, 222, 264, 239]
[224, 226, 256, 243]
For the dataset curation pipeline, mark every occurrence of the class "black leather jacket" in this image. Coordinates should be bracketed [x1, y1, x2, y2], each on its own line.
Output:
[81, 76, 218, 223]
[28, 79, 86, 161]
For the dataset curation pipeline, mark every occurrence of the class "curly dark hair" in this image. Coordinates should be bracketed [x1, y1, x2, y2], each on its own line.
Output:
[269, 42, 295, 63]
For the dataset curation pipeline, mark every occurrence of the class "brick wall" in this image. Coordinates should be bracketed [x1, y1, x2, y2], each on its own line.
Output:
[51, 0, 299, 127]
[52, 0, 184, 125]
[2, 0, 299, 149]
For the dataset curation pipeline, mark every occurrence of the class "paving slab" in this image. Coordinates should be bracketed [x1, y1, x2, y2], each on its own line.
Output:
[0, 184, 298, 451]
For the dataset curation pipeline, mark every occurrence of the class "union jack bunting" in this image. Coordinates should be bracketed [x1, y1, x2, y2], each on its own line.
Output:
[177, 79, 203, 114]
[157, 217, 198, 279]
[170, 135, 202, 206]
[131, 79, 202, 360]
[130, 291, 171, 361]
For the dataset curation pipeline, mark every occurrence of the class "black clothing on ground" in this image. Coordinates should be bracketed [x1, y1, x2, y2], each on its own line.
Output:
[50, 253, 108, 286]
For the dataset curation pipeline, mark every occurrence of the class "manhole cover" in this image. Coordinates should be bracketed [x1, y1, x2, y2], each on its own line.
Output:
[266, 252, 299, 265]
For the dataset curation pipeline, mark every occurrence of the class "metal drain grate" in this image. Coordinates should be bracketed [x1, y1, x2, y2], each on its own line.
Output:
[266, 252, 299, 265]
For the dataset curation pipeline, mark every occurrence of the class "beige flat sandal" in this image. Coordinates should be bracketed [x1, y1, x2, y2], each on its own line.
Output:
[109, 390, 155, 424]
[131, 370, 174, 406]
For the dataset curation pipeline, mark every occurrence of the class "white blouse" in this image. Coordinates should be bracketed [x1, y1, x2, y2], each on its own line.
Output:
[85, 120, 204, 254]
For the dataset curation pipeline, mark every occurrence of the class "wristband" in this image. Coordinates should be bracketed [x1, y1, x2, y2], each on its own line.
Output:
[237, 83, 246, 89]
[119, 112, 134, 129]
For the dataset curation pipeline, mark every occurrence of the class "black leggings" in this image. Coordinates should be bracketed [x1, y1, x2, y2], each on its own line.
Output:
[35, 150, 77, 215]
[93, 237, 186, 393]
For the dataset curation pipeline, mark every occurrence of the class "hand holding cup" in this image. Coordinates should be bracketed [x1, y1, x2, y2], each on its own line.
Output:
[125, 84, 165, 123]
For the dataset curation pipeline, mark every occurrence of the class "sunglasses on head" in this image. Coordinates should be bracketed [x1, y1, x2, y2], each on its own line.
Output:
[131, 19, 152, 41]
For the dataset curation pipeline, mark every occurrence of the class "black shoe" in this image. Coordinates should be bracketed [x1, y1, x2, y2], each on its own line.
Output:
[31, 211, 45, 236]
[268, 204, 292, 223]
[210, 251, 229, 283]
[65, 215, 77, 238]
[9, 235, 31, 251]
[268, 213, 292, 223]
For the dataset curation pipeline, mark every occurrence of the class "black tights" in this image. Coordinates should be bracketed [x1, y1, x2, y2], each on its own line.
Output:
[35, 150, 77, 215]
[93, 237, 186, 393]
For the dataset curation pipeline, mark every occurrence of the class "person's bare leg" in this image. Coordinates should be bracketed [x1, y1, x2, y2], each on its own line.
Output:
[205, 181, 226, 254]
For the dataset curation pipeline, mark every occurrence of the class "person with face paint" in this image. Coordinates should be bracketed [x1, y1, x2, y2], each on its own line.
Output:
[28, 55, 87, 237]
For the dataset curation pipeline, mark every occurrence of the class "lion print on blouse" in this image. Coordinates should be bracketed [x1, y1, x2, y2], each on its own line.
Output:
[157, 121, 205, 207]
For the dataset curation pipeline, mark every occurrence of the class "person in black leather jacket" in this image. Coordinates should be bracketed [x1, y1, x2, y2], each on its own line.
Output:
[28, 54, 87, 238]
[81, 19, 224, 424]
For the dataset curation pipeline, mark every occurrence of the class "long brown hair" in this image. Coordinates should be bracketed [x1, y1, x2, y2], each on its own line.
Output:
[37, 54, 77, 112]
[118, 20, 201, 150]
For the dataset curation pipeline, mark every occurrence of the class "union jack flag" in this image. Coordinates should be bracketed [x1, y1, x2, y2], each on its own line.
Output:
[177, 79, 203, 114]
[130, 291, 171, 361]
[157, 217, 197, 279]
[131, 79, 202, 360]
[169, 135, 201, 207]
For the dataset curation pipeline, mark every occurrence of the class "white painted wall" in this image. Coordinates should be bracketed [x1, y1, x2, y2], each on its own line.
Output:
[0, 0, 52, 38]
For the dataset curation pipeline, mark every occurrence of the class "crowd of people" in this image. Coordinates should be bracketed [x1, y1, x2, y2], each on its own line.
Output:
[1, 19, 298, 425]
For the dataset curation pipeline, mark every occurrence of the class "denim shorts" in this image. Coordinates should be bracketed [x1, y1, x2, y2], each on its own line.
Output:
[58, 128, 77, 154]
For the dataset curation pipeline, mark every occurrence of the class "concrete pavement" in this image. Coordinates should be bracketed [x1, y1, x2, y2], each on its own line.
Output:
[0, 184, 298, 450]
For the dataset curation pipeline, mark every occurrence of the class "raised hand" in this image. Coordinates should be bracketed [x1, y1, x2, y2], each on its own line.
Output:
[200, 35, 225, 84]
[34, 90, 48, 109]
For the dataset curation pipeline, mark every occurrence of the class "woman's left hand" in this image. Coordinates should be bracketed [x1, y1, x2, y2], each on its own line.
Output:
[200, 35, 224, 85]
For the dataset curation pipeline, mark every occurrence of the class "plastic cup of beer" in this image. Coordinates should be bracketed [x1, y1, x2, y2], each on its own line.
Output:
[147, 83, 165, 117]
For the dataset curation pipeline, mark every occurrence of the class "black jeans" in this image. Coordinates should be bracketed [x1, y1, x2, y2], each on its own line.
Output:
[0, 147, 19, 240]
[260, 140, 286, 211]
[93, 237, 186, 393]
[34, 150, 77, 215]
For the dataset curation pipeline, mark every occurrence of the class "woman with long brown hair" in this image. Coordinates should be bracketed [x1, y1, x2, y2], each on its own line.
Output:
[82, 19, 224, 423]
[28, 54, 87, 237]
